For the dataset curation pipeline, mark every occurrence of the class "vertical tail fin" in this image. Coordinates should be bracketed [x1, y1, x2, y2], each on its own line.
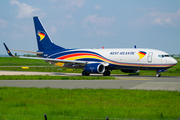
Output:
[33, 16, 64, 51]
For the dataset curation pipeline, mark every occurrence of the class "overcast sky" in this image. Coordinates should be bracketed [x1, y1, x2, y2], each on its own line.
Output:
[0, 0, 180, 55]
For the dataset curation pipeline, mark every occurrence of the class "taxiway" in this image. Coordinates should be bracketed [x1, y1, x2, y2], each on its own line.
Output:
[0, 71, 179, 91]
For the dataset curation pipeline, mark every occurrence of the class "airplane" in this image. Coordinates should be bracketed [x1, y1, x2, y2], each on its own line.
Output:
[3, 16, 177, 77]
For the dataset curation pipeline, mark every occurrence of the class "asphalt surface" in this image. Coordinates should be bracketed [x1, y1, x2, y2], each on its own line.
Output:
[0, 71, 180, 91]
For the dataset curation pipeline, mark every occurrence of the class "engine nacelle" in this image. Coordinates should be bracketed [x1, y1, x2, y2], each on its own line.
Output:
[121, 69, 140, 73]
[84, 63, 105, 73]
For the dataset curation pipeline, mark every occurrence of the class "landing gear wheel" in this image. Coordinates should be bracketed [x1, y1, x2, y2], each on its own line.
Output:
[82, 71, 90, 76]
[103, 70, 111, 76]
[156, 73, 161, 77]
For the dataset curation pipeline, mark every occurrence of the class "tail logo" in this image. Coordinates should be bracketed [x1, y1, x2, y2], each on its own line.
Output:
[37, 31, 46, 41]
[137, 51, 146, 60]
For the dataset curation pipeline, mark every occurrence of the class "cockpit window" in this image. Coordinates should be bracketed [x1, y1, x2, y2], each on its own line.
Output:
[164, 55, 170, 57]
[158, 54, 170, 58]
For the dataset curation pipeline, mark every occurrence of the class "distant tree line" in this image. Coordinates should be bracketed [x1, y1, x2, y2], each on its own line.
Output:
[23, 54, 37, 57]
[171, 54, 180, 58]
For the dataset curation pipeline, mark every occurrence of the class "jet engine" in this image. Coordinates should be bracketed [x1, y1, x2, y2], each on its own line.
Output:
[84, 63, 105, 73]
[121, 69, 140, 73]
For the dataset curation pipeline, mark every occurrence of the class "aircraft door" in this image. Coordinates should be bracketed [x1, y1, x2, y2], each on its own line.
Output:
[147, 52, 153, 63]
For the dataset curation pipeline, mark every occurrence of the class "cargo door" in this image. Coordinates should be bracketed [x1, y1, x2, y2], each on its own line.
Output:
[147, 52, 153, 63]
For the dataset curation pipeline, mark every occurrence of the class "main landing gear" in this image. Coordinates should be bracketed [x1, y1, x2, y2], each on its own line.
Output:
[103, 70, 111, 76]
[82, 71, 90, 76]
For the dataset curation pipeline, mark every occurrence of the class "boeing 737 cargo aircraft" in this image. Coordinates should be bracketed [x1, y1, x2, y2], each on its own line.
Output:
[3, 16, 177, 77]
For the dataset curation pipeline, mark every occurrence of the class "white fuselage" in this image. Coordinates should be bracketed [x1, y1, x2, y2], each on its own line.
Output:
[49, 48, 177, 70]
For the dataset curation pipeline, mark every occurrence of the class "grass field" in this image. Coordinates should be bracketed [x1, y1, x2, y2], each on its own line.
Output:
[0, 87, 180, 120]
[0, 58, 180, 120]
[0, 57, 180, 76]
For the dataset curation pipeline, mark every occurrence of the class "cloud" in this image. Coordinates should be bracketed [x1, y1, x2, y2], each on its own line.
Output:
[152, 18, 163, 25]
[97, 30, 111, 36]
[60, 0, 85, 11]
[83, 15, 115, 36]
[133, 8, 180, 27]
[57, 19, 76, 29]
[164, 17, 173, 25]
[10, 0, 39, 18]
[50, 26, 57, 34]
[152, 17, 174, 26]
[84, 14, 115, 26]
[95, 5, 101, 10]
[0, 19, 8, 28]
[66, 0, 85, 8]
[65, 14, 72, 19]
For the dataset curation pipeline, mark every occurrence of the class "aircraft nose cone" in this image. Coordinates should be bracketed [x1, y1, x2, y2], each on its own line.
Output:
[174, 59, 178, 65]
[168, 58, 177, 65]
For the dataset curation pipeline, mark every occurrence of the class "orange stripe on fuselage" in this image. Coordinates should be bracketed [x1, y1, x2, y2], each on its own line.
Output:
[57, 53, 105, 60]
[55, 53, 175, 68]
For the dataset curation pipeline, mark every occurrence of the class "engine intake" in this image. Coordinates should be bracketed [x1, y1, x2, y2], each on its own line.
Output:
[84, 63, 105, 73]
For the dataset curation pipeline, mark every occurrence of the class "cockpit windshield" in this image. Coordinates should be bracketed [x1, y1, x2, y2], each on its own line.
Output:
[158, 55, 170, 58]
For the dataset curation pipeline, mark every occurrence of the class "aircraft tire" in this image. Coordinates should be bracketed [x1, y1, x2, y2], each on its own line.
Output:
[103, 70, 111, 76]
[82, 71, 90, 76]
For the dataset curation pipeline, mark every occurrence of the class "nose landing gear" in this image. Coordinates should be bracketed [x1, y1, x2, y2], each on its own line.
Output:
[156, 73, 161, 77]
[156, 69, 165, 77]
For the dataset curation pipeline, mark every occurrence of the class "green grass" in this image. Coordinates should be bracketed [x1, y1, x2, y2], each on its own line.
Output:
[0, 87, 179, 120]
[0, 57, 53, 66]
[0, 75, 115, 80]
[0, 57, 180, 76]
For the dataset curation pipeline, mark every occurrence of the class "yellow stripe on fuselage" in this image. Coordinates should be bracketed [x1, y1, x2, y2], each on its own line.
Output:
[65, 55, 105, 61]
[62, 55, 170, 68]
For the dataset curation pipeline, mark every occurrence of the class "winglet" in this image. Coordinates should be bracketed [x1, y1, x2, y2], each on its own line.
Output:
[3, 43, 15, 57]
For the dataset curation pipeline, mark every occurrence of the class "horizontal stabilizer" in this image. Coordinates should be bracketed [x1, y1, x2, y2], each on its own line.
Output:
[10, 49, 43, 54]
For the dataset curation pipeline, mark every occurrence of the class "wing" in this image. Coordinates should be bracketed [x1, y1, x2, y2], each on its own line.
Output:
[20, 56, 109, 67]
[20, 56, 87, 65]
